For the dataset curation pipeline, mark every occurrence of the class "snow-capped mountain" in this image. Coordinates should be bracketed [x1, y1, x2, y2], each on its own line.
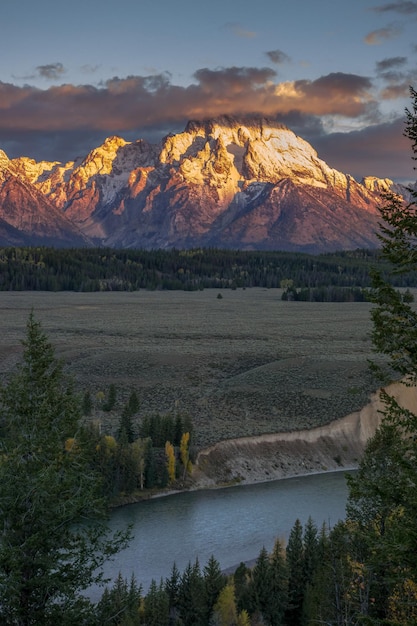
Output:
[0, 117, 411, 252]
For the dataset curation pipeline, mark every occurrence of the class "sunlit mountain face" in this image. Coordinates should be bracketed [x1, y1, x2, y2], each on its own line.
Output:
[0, 118, 410, 252]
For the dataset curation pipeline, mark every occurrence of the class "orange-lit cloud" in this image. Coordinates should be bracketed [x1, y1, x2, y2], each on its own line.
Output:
[364, 24, 402, 44]
[273, 74, 374, 117]
[0, 66, 414, 182]
[0, 69, 376, 137]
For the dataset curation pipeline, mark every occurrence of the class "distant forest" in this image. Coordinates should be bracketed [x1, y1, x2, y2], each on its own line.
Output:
[1, 246, 416, 292]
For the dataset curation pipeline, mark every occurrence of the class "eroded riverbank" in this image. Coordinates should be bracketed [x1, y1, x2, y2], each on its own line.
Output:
[191, 381, 417, 489]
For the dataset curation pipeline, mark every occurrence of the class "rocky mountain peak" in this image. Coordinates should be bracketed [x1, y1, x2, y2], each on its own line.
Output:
[0, 117, 413, 252]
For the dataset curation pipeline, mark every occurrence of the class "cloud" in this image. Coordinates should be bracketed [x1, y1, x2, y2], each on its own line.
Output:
[376, 56, 407, 71]
[371, 1, 417, 15]
[364, 24, 402, 44]
[36, 63, 66, 80]
[80, 64, 100, 75]
[274, 73, 375, 117]
[193, 66, 276, 92]
[0, 69, 375, 138]
[224, 22, 256, 38]
[0, 67, 409, 182]
[265, 50, 291, 65]
[311, 116, 415, 182]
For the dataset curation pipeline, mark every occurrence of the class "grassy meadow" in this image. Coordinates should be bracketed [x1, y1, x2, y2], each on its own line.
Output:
[0, 289, 384, 448]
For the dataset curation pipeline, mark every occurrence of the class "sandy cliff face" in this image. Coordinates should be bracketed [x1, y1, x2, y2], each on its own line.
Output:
[193, 381, 417, 488]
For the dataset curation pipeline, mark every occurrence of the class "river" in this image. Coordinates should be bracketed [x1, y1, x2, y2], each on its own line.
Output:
[96, 469, 353, 597]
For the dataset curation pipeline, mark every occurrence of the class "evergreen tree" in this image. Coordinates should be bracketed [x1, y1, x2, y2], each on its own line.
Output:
[285, 519, 305, 626]
[143, 579, 170, 626]
[0, 313, 130, 625]
[269, 539, 289, 626]
[126, 390, 140, 416]
[301, 516, 318, 624]
[117, 409, 136, 444]
[96, 573, 142, 625]
[233, 562, 251, 615]
[344, 86, 417, 625]
[203, 555, 226, 622]
[82, 389, 93, 416]
[248, 546, 273, 624]
[103, 383, 117, 411]
[178, 560, 207, 626]
[165, 562, 181, 625]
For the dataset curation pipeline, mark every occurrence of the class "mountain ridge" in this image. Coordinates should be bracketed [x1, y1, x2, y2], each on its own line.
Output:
[0, 118, 412, 252]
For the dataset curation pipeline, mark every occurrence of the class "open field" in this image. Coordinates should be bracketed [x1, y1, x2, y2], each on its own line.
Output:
[0, 289, 385, 448]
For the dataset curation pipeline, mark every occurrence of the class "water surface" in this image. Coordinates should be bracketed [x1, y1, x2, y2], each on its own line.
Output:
[99, 470, 353, 595]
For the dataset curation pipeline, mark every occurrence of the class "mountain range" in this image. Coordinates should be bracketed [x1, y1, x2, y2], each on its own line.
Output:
[0, 117, 413, 253]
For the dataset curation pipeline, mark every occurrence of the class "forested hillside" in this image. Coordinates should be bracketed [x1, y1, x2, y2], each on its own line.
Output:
[1, 246, 416, 291]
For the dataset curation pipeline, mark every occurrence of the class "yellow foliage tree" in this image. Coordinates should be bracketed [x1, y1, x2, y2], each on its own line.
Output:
[130, 438, 149, 490]
[165, 441, 176, 484]
[212, 582, 238, 626]
[212, 582, 250, 625]
[388, 577, 417, 624]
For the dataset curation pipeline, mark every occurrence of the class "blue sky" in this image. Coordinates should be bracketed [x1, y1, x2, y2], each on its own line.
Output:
[1, 0, 416, 182]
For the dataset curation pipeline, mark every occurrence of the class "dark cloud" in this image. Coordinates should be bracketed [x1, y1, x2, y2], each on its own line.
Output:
[193, 66, 276, 91]
[372, 1, 417, 15]
[265, 50, 290, 65]
[365, 24, 402, 44]
[288, 73, 375, 117]
[36, 63, 66, 80]
[310, 117, 415, 182]
[0, 68, 410, 182]
[376, 56, 407, 71]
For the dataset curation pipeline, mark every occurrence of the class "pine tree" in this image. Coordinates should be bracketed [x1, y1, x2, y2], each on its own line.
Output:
[117, 409, 136, 444]
[344, 86, 417, 624]
[0, 313, 130, 625]
[233, 562, 251, 615]
[285, 519, 305, 626]
[203, 554, 226, 622]
[269, 539, 289, 626]
[178, 560, 207, 626]
[103, 383, 117, 411]
[96, 573, 142, 625]
[165, 562, 181, 625]
[82, 389, 93, 416]
[143, 579, 169, 626]
[248, 546, 273, 624]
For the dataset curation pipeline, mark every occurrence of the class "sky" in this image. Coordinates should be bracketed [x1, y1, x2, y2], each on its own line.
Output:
[0, 0, 416, 183]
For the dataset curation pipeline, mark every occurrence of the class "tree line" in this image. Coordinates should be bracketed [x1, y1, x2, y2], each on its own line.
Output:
[0, 245, 416, 292]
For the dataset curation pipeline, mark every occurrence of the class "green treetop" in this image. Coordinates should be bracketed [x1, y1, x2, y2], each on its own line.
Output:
[0, 312, 130, 626]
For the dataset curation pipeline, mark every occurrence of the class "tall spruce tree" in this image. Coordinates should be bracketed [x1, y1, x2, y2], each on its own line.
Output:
[345, 86, 417, 624]
[0, 313, 130, 625]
